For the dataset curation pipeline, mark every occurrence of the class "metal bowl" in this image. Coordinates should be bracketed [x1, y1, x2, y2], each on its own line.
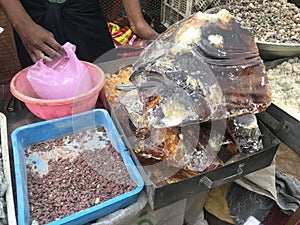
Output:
[256, 41, 300, 60]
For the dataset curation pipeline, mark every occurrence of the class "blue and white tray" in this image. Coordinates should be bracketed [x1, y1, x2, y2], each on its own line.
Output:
[11, 109, 144, 225]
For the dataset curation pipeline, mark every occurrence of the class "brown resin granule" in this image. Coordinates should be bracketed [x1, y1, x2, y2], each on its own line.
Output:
[26, 127, 137, 225]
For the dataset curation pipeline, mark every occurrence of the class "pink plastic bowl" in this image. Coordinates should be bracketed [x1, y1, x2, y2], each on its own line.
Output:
[10, 62, 105, 120]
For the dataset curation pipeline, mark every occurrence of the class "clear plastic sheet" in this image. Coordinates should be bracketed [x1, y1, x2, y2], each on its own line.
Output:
[115, 90, 263, 173]
[115, 98, 224, 173]
[130, 9, 271, 128]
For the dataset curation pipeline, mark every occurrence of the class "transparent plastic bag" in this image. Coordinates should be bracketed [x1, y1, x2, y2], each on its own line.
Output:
[26, 42, 92, 100]
[130, 9, 271, 128]
[116, 89, 264, 174]
[116, 90, 233, 174]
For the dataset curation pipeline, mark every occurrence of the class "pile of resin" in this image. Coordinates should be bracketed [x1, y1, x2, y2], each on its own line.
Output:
[129, 9, 271, 129]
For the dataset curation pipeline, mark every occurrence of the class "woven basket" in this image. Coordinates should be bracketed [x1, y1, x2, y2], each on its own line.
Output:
[0, 7, 21, 85]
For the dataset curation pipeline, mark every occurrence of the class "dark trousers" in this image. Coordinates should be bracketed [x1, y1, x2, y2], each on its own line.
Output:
[15, 0, 115, 68]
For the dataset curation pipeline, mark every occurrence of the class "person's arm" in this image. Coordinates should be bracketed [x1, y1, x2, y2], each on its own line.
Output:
[122, 0, 158, 40]
[0, 0, 64, 63]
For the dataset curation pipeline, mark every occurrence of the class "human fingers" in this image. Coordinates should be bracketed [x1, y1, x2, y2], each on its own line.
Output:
[21, 25, 65, 62]
[34, 34, 65, 61]
[42, 37, 66, 58]
[28, 49, 48, 63]
[131, 22, 158, 40]
[26, 39, 65, 63]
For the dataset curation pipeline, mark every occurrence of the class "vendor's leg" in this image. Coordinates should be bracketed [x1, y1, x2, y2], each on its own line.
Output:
[62, 0, 115, 62]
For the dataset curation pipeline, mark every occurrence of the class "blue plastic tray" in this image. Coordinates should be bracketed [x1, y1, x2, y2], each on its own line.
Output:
[11, 109, 144, 225]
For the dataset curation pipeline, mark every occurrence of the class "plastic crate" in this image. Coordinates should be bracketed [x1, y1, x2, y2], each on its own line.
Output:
[11, 109, 144, 225]
[160, 0, 234, 27]
[161, 0, 193, 27]
[0, 113, 17, 225]
[160, 0, 211, 27]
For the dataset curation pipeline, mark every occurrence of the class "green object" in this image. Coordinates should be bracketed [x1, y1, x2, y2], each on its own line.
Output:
[48, 0, 66, 3]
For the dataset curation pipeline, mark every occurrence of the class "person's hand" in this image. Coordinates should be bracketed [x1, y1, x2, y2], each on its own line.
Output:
[121, 0, 158, 41]
[16, 20, 65, 63]
[130, 21, 158, 40]
[0, 0, 65, 63]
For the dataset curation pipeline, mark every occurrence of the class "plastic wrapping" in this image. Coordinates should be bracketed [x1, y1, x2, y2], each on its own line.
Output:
[130, 9, 271, 128]
[26, 42, 92, 100]
[227, 114, 263, 154]
[115, 90, 264, 173]
[115, 90, 223, 173]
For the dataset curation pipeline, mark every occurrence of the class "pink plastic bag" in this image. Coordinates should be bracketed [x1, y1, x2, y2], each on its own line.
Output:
[26, 42, 92, 100]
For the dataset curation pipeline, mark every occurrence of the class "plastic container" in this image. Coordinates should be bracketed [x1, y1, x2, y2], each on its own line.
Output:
[161, 0, 195, 27]
[160, 0, 236, 27]
[10, 62, 105, 120]
[0, 113, 17, 225]
[11, 109, 144, 225]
